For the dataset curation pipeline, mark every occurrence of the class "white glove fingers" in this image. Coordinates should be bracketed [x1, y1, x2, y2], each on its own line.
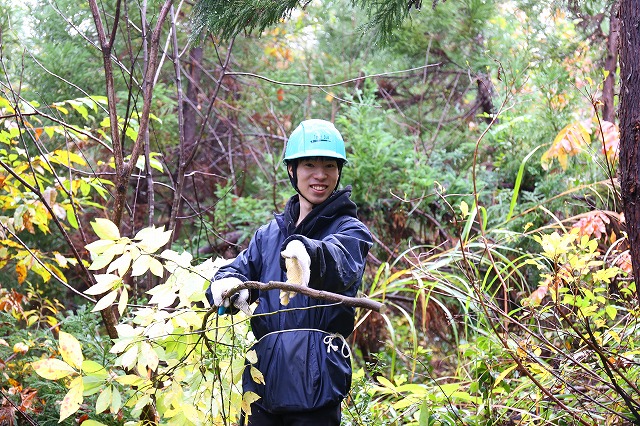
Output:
[281, 239, 311, 287]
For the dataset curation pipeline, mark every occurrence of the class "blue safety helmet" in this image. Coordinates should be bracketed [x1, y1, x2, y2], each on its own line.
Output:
[283, 119, 347, 164]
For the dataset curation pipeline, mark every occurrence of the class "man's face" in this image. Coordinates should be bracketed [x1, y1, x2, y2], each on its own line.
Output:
[289, 157, 339, 205]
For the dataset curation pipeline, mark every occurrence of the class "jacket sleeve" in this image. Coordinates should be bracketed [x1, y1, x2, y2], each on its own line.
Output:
[281, 218, 372, 294]
[205, 227, 264, 306]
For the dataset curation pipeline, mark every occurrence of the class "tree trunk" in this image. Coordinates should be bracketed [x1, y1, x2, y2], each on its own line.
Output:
[618, 0, 640, 301]
[603, 0, 620, 122]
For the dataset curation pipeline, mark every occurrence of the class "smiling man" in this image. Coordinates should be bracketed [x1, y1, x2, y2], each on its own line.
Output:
[207, 119, 373, 425]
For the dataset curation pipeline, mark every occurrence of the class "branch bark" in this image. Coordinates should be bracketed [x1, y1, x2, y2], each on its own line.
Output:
[218, 280, 387, 313]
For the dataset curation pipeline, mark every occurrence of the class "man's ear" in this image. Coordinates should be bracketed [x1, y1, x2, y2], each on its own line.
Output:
[287, 163, 294, 179]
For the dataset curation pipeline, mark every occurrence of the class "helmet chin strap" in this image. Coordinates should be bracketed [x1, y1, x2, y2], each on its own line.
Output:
[288, 161, 343, 208]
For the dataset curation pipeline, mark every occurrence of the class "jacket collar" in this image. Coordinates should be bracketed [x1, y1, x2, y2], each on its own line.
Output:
[276, 186, 357, 237]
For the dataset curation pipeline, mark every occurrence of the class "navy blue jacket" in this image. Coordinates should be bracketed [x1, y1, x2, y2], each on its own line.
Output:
[207, 186, 372, 413]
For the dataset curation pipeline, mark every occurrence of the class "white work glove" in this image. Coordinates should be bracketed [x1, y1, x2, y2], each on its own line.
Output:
[280, 239, 311, 305]
[210, 277, 250, 315]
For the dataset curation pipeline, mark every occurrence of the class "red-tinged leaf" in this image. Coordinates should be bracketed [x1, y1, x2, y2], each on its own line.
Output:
[527, 285, 548, 306]
[19, 388, 39, 412]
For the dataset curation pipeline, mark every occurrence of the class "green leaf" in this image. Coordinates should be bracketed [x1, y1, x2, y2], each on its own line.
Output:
[81, 360, 107, 377]
[418, 399, 431, 426]
[95, 385, 112, 414]
[605, 305, 617, 320]
[111, 387, 122, 413]
[83, 374, 107, 396]
[64, 204, 79, 229]
[376, 375, 396, 391]
[77, 421, 108, 426]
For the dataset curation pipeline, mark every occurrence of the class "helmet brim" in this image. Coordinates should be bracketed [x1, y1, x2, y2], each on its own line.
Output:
[283, 149, 347, 163]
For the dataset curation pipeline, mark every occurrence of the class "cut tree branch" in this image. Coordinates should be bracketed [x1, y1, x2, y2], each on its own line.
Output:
[217, 280, 386, 314]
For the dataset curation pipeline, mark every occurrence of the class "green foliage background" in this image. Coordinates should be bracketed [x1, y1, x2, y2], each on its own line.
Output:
[1, 0, 636, 424]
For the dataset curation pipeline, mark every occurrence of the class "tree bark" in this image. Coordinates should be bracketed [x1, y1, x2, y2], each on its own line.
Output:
[603, 0, 620, 122]
[618, 0, 640, 301]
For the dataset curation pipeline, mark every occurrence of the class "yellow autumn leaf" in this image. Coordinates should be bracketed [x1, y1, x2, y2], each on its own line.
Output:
[118, 286, 128, 316]
[137, 228, 172, 253]
[85, 239, 116, 255]
[59, 376, 83, 422]
[13, 342, 29, 354]
[91, 218, 121, 240]
[107, 251, 132, 276]
[31, 358, 77, 380]
[246, 349, 258, 364]
[92, 289, 118, 312]
[131, 254, 151, 277]
[250, 366, 265, 385]
[59, 331, 83, 370]
[541, 122, 591, 170]
[241, 391, 261, 417]
[84, 274, 121, 296]
[149, 257, 164, 277]
[16, 263, 27, 284]
[460, 200, 469, 218]
[51, 149, 87, 167]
